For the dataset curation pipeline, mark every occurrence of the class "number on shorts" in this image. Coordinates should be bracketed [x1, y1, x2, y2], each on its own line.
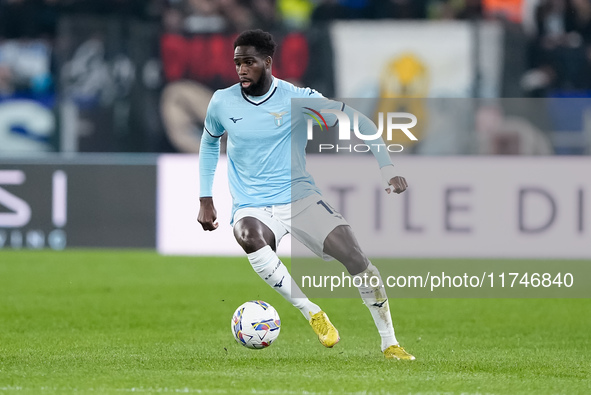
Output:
[316, 200, 334, 214]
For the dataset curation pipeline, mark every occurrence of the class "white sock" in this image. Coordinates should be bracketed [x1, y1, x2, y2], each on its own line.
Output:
[248, 245, 321, 320]
[355, 262, 398, 351]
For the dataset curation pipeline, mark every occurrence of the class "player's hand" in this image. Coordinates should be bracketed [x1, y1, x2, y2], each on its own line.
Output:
[198, 197, 219, 231]
[386, 176, 408, 194]
[380, 165, 408, 194]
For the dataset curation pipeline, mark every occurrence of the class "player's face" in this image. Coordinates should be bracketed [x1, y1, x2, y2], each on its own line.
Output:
[234, 45, 272, 96]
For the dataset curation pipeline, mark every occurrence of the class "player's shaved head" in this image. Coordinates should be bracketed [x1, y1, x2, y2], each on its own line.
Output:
[234, 29, 277, 58]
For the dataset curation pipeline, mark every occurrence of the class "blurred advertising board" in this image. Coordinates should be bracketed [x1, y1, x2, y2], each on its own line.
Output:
[157, 155, 591, 259]
[156, 154, 291, 256]
[3, 154, 588, 256]
[0, 157, 156, 250]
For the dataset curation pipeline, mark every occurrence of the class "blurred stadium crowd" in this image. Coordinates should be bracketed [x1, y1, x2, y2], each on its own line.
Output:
[2, 0, 591, 94]
[0, 0, 590, 155]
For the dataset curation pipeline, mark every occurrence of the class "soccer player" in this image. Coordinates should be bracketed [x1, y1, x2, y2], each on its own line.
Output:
[198, 29, 414, 360]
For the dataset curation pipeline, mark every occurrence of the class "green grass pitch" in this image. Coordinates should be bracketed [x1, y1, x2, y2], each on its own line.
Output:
[0, 250, 589, 394]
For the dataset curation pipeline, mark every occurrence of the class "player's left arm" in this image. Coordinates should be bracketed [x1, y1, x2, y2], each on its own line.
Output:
[341, 104, 408, 194]
[302, 88, 407, 194]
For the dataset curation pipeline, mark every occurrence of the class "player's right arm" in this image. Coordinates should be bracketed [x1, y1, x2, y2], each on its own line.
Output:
[198, 92, 225, 231]
[198, 131, 219, 230]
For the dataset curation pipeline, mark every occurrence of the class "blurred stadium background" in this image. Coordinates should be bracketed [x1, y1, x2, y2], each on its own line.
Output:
[1, 0, 590, 254]
[1, 2, 591, 394]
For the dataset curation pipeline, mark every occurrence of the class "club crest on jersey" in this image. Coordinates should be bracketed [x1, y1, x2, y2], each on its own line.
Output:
[269, 111, 288, 127]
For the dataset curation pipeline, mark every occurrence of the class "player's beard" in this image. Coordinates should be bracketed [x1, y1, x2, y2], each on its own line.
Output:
[241, 75, 266, 96]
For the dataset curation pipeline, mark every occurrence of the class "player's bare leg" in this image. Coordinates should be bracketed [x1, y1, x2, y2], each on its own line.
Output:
[233, 217, 276, 253]
[234, 217, 339, 347]
[323, 225, 415, 360]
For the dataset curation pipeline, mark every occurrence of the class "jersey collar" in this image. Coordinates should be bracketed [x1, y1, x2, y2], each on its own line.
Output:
[241, 77, 278, 106]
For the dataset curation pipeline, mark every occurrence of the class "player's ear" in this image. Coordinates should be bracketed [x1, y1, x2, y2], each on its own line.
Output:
[265, 56, 272, 69]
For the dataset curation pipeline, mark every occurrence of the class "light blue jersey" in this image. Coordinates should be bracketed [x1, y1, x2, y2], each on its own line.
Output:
[200, 78, 342, 220]
[199, 77, 393, 222]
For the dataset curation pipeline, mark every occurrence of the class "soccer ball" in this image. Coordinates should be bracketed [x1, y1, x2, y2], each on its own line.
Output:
[231, 300, 281, 349]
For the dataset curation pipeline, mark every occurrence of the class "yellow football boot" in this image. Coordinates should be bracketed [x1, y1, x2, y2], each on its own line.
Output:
[383, 344, 415, 360]
[309, 311, 340, 348]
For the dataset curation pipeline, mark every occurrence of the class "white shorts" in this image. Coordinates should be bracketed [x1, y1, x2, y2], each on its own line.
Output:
[233, 193, 349, 260]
